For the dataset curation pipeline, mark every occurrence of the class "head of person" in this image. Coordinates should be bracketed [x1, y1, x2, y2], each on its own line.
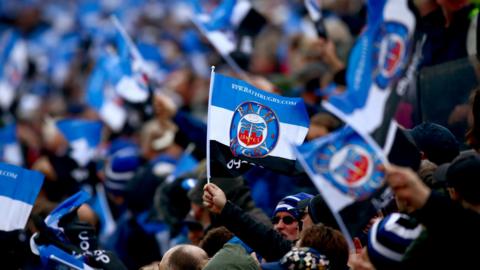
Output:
[104, 146, 141, 201]
[159, 244, 208, 270]
[296, 195, 340, 232]
[445, 153, 480, 210]
[272, 193, 313, 241]
[408, 122, 459, 165]
[297, 224, 349, 270]
[466, 88, 480, 151]
[366, 213, 423, 270]
[199, 226, 234, 258]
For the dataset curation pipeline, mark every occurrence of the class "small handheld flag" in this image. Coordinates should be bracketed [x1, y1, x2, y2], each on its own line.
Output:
[56, 119, 103, 167]
[207, 69, 309, 178]
[0, 122, 23, 166]
[0, 162, 44, 231]
[294, 126, 391, 248]
[304, 0, 328, 39]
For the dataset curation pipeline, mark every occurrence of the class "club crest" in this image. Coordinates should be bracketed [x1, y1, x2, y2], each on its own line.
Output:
[313, 138, 384, 199]
[374, 22, 409, 89]
[230, 101, 279, 158]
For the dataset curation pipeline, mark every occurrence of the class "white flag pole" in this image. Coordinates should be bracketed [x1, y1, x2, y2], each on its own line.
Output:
[206, 66, 216, 184]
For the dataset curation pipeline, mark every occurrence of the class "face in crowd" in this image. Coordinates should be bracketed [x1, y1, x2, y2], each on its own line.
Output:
[272, 211, 300, 241]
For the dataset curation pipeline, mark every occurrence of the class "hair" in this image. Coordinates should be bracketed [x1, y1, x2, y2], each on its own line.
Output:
[466, 87, 480, 151]
[298, 224, 349, 270]
[166, 245, 208, 270]
[199, 226, 234, 257]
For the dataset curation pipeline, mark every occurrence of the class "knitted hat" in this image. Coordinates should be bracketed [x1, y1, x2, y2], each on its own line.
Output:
[407, 122, 459, 165]
[261, 247, 330, 270]
[273, 192, 314, 220]
[367, 213, 422, 269]
[104, 147, 141, 195]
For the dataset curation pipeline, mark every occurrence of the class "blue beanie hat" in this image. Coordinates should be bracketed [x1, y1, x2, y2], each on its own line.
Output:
[273, 192, 314, 220]
[104, 147, 141, 195]
[367, 213, 422, 269]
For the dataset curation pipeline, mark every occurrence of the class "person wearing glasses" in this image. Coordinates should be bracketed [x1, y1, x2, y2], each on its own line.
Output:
[270, 193, 314, 241]
[203, 183, 316, 262]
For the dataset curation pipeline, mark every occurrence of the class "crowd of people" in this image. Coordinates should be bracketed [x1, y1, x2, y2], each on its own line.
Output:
[0, 0, 479, 269]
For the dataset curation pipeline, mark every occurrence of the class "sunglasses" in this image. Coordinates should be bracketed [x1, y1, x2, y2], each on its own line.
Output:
[272, 215, 297, 225]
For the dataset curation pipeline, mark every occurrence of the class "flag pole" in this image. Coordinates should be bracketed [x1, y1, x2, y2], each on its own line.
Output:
[206, 66, 216, 184]
[110, 15, 145, 65]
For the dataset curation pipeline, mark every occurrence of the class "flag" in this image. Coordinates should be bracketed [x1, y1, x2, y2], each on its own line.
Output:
[304, 0, 328, 39]
[0, 29, 27, 110]
[294, 126, 393, 247]
[32, 191, 94, 270]
[0, 162, 44, 231]
[191, 0, 267, 72]
[208, 71, 309, 177]
[110, 15, 150, 103]
[85, 52, 128, 132]
[0, 122, 23, 166]
[322, 0, 416, 152]
[56, 119, 103, 168]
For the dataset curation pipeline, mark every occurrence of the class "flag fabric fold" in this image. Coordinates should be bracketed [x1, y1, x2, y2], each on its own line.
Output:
[0, 162, 44, 231]
[56, 119, 103, 167]
[0, 122, 23, 166]
[294, 126, 392, 246]
[208, 72, 309, 177]
[322, 0, 416, 144]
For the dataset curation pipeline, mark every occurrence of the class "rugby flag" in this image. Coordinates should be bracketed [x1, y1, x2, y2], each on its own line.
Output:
[111, 15, 150, 103]
[56, 119, 103, 167]
[0, 162, 44, 231]
[86, 52, 128, 132]
[208, 71, 309, 177]
[0, 122, 23, 166]
[0, 30, 27, 110]
[191, 0, 266, 73]
[323, 0, 416, 149]
[304, 0, 328, 39]
[294, 126, 391, 247]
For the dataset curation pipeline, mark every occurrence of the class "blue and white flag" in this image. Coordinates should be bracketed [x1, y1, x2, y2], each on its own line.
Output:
[0, 122, 23, 166]
[56, 119, 103, 167]
[208, 71, 309, 176]
[33, 191, 93, 270]
[294, 126, 392, 247]
[304, 0, 328, 39]
[191, 0, 266, 73]
[323, 0, 416, 150]
[0, 162, 44, 231]
[110, 16, 150, 103]
[85, 52, 128, 132]
[0, 29, 27, 110]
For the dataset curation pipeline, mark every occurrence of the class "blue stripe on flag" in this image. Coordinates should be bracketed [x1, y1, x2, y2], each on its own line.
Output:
[56, 119, 103, 148]
[211, 73, 309, 127]
[0, 162, 44, 205]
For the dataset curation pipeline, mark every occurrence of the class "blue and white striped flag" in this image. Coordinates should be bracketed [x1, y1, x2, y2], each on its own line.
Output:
[323, 0, 416, 153]
[294, 126, 391, 248]
[0, 162, 44, 231]
[0, 29, 27, 110]
[208, 71, 309, 177]
[191, 0, 266, 73]
[0, 122, 23, 166]
[56, 119, 103, 167]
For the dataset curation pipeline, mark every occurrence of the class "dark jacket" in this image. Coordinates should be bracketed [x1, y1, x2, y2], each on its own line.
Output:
[218, 201, 292, 262]
[403, 192, 480, 269]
